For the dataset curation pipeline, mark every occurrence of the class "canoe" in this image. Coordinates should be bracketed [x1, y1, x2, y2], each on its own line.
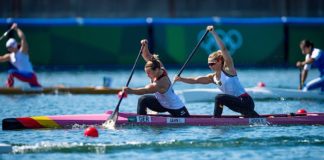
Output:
[0, 86, 121, 95]
[176, 87, 324, 102]
[3, 111, 324, 130]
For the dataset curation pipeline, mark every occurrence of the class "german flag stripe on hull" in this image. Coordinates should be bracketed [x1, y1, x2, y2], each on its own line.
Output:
[30, 116, 61, 128]
[2, 116, 60, 130]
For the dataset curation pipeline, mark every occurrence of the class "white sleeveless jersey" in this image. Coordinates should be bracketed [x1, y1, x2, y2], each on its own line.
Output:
[154, 85, 185, 110]
[304, 48, 321, 70]
[9, 51, 34, 73]
[213, 71, 246, 97]
[304, 48, 324, 76]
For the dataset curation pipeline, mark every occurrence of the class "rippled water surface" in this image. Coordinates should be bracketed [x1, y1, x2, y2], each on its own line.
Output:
[1, 68, 323, 160]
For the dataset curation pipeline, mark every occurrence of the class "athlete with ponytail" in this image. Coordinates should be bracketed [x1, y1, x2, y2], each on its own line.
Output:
[122, 39, 190, 117]
[174, 26, 259, 118]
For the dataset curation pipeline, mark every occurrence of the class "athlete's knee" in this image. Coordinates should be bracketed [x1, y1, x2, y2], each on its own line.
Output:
[29, 79, 41, 87]
[137, 95, 152, 115]
[138, 95, 151, 106]
[215, 94, 226, 104]
[215, 94, 224, 100]
[213, 95, 224, 116]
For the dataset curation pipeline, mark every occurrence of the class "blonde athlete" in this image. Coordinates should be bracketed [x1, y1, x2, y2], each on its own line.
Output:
[175, 26, 259, 118]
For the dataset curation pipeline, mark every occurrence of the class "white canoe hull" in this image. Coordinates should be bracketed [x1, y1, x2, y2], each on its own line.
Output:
[177, 87, 324, 102]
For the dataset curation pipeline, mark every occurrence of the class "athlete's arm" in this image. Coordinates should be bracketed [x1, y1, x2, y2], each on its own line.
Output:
[174, 74, 214, 84]
[140, 39, 165, 68]
[207, 26, 234, 68]
[123, 83, 159, 95]
[296, 56, 314, 89]
[12, 23, 29, 53]
[299, 69, 308, 90]
[0, 53, 10, 63]
[141, 39, 153, 62]
[297, 58, 315, 67]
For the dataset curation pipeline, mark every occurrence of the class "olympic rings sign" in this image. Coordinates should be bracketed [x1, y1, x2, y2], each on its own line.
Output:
[198, 29, 243, 55]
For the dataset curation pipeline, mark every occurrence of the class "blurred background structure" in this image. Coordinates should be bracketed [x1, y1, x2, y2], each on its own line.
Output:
[0, 0, 323, 68]
[1, 0, 324, 18]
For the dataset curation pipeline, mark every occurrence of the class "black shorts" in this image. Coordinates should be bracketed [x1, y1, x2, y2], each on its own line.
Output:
[137, 95, 190, 117]
[214, 94, 259, 117]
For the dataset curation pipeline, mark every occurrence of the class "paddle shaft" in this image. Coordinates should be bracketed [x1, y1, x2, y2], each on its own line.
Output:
[173, 30, 209, 84]
[299, 67, 303, 89]
[108, 45, 144, 123]
[0, 28, 12, 41]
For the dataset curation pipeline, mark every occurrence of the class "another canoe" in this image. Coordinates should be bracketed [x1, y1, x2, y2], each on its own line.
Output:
[177, 87, 324, 102]
[0, 86, 121, 95]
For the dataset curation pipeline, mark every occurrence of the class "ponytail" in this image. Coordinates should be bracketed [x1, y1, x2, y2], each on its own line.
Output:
[145, 54, 161, 70]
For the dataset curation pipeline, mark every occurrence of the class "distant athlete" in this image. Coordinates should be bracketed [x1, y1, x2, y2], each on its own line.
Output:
[0, 23, 41, 87]
[296, 39, 324, 92]
[122, 39, 190, 117]
[174, 26, 259, 118]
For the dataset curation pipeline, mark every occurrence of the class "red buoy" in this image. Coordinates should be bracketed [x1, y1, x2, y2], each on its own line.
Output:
[84, 126, 99, 137]
[257, 82, 266, 88]
[297, 109, 307, 114]
[118, 91, 127, 99]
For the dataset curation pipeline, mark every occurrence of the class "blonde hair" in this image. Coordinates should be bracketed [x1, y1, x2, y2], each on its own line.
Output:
[145, 54, 161, 70]
[208, 50, 223, 62]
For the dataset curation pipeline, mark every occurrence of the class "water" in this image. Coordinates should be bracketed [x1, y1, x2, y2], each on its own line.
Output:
[0, 68, 324, 160]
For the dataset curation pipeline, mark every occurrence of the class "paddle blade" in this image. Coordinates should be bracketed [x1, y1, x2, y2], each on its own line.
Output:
[102, 118, 116, 129]
[102, 111, 118, 129]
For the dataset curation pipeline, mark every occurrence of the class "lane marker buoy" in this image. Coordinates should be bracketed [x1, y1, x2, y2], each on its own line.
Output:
[297, 109, 307, 114]
[257, 82, 266, 87]
[84, 126, 99, 137]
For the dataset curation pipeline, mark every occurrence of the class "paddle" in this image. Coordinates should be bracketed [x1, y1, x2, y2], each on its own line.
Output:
[172, 29, 209, 85]
[103, 45, 144, 128]
[299, 67, 303, 90]
[0, 28, 12, 41]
